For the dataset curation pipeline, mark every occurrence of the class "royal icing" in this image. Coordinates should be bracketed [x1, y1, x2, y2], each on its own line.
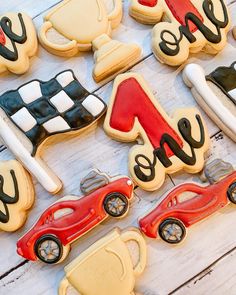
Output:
[0, 12, 37, 74]
[17, 171, 134, 263]
[104, 73, 210, 191]
[129, 0, 230, 66]
[0, 71, 106, 193]
[183, 63, 236, 142]
[58, 228, 146, 295]
[0, 160, 34, 232]
[39, 0, 141, 82]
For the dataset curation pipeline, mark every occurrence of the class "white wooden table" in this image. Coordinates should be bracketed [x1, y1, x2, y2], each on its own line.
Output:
[0, 1, 236, 294]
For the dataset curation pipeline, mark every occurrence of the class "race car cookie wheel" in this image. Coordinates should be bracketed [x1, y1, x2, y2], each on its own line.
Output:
[104, 192, 129, 217]
[159, 218, 186, 244]
[34, 235, 63, 264]
[227, 182, 236, 204]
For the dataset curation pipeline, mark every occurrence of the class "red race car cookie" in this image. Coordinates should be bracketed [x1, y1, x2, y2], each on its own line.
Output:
[139, 160, 236, 244]
[104, 73, 210, 191]
[17, 170, 133, 264]
[129, 0, 230, 66]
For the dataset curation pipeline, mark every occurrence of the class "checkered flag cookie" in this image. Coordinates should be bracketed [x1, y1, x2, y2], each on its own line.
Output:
[0, 70, 106, 193]
[206, 62, 236, 105]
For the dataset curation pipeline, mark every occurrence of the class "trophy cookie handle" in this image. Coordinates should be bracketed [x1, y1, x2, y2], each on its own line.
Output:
[108, 0, 123, 29]
[39, 21, 78, 56]
[121, 230, 146, 277]
[58, 277, 70, 295]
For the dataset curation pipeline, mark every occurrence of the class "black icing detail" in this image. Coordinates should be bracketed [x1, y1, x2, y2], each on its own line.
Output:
[0, 70, 107, 156]
[206, 62, 236, 105]
[134, 115, 206, 182]
[0, 170, 19, 224]
[0, 13, 27, 61]
[159, 0, 228, 57]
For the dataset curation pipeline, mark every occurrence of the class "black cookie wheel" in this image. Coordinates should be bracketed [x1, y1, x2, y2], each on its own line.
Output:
[103, 193, 129, 217]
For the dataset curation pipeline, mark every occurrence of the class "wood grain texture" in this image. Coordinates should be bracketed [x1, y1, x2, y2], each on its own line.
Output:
[0, 1, 236, 295]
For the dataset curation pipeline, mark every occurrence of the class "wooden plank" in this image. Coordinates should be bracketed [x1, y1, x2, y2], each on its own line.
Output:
[172, 247, 236, 295]
[0, 1, 236, 294]
[1, 0, 61, 18]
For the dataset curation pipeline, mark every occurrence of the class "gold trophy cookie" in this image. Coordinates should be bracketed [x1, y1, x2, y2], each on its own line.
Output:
[58, 228, 146, 295]
[39, 0, 141, 82]
[0, 160, 34, 232]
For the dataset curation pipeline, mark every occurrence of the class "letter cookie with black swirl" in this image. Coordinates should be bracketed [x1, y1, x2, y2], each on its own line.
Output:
[104, 73, 210, 191]
[0, 12, 37, 74]
[0, 160, 34, 232]
[129, 0, 230, 66]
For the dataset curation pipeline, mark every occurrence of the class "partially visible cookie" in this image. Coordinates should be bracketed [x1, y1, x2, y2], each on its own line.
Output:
[129, 0, 230, 66]
[233, 26, 236, 40]
[0, 160, 34, 232]
[183, 63, 236, 142]
[0, 12, 37, 74]
[58, 227, 146, 295]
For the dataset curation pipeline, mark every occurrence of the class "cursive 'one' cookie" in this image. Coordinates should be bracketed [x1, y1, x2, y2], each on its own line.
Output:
[129, 0, 230, 66]
[0, 12, 38, 74]
[104, 73, 210, 191]
[0, 160, 34, 232]
[0, 70, 106, 194]
[38, 0, 141, 82]
[183, 63, 236, 142]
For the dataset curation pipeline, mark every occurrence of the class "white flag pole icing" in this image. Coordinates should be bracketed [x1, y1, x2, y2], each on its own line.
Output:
[0, 70, 106, 194]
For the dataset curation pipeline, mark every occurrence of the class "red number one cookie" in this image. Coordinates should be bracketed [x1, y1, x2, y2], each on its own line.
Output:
[129, 0, 230, 66]
[104, 73, 210, 191]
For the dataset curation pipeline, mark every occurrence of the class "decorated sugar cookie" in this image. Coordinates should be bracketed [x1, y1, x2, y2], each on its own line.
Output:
[104, 73, 210, 191]
[183, 63, 236, 142]
[139, 160, 236, 244]
[17, 170, 133, 263]
[39, 0, 141, 82]
[58, 228, 146, 295]
[0, 160, 34, 232]
[0, 71, 106, 194]
[233, 27, 236, 40]
[129, 0, 230, 66]
[0, 12, 37, 74]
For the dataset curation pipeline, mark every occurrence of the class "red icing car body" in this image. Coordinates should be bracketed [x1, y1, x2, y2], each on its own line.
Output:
[139, 171, 236, 243]
[17, 176, 133, 263]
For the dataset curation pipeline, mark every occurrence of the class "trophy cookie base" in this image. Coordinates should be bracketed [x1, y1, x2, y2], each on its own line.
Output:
[93, 35, 142, 82]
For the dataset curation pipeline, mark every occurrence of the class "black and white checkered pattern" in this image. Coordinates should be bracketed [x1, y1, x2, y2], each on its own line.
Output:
[206, 62, 236, 105]
[0, 70, 106, 155]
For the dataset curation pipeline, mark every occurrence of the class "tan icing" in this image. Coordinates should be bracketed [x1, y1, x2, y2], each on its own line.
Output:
[0, 160, 34, 232]
[59, 228, 146, 295]
[44, 0, 109, 44]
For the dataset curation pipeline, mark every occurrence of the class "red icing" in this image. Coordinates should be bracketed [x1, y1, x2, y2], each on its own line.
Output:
[0, 29, 6, 46]
[109, 77, 183, 157]
[138, 0, 157, 7]
[139, 171, 236, 239]
[16, 177, 133, 261]
[138, 0, 204, 33]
